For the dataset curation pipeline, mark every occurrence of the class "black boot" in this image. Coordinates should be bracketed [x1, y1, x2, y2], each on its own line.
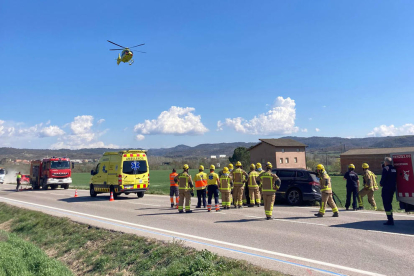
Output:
[171, 204, 174, 208]
[332, 212, 339, 217]
[384, 215, 394, 225]
[314, 213, 323, 217]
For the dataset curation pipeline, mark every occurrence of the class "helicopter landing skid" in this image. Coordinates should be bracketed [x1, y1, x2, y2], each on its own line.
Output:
[129, 59, 134, 65]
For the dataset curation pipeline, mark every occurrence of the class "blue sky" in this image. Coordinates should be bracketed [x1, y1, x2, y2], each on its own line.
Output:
[1, 1, 413, 149]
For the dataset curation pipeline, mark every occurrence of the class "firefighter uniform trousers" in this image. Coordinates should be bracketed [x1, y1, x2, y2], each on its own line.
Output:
[263, 193, 275, 218]
[242, 184, 248, 205]
[319, 192, 338, 215]
[221, 191, 231, 207]
[233, 185, 244, 207]
[178, 190, 191, 212]
[249, 187, 261, 205]
[358, 188, 376, 208]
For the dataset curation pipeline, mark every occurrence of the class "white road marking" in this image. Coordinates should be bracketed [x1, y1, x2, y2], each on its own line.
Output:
[0, 196, 385, 276]
[47, 192, 67, 196]
[291, 206, 414, 218]
[367, 230, 414, 237]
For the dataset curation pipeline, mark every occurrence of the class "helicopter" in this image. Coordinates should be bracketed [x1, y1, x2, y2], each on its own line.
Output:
[107, 40, 145, 65]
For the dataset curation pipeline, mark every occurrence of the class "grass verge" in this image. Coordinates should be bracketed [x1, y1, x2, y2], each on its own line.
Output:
[0, 203, 287, 276]
[0, 230, 73, 276]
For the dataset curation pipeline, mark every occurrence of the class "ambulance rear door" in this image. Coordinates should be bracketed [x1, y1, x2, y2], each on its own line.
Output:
[391, 152, 414, 206]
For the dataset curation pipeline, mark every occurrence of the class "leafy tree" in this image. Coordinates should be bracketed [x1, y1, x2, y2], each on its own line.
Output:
[229, 147, 250, 170]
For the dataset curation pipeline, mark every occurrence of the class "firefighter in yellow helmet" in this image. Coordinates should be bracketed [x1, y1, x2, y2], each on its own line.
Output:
[194, 165, 208, 208]
[358, 163, 378, 210]
[207, 165, 220, 212]
[256, 163, 264, 205]
[219, 167, 233, 209]
[258, 162, 280, 219]
[315, 164, 339, 217]
[228, 163, 234, 205]
[232, 161, 248, 208]
[247, 164, 261, 207]
[174, 164, 194, 213]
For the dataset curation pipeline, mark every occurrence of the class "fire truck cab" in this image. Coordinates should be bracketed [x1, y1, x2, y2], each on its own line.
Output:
[30, 157, 73, 190]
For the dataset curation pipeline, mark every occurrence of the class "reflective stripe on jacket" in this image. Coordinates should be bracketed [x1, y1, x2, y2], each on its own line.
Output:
[259, 171, 279, 193]
[219, 175, 232, 191]
[178, 172, 191, 190]
[248, 171, 259, 188]
[195, 172, 208, 190]
[232, 168, 246, 186]
[319, 172, 332, 193]
[169, 173, 178, 187]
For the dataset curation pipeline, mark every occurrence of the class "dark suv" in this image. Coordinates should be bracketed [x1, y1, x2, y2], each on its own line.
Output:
[271, 168, 321, 205]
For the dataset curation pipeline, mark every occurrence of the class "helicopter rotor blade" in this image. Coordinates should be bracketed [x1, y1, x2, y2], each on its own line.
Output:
[129, 43, 145, 48]
[109, 49, 123, 51]
[134, 51, 146, 53]
[107, 40, 126, 48]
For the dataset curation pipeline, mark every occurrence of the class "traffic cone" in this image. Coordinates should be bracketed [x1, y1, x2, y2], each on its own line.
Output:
[109, 192, 115, 201]
[74, 189, 78, 197]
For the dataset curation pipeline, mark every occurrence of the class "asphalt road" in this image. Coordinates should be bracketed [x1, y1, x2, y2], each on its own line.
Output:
[1, 184, 413, 276]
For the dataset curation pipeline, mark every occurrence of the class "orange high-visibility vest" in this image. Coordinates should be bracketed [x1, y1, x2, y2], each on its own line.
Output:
[195, 172, 208, 190]
[170, 173, 178, 187]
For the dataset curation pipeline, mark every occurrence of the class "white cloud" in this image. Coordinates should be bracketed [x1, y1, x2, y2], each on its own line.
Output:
[46, 120, 51, 125]
[97, 119, 105, 125]
[315, 128, 320, 132]
[301, 128, 308, 133]
[50, 115, 118, 149]
[309, 118, 312, 121]
[367, 124, 414, 137]
[134, 106, 208, 139]
[217, 97, 299, 135]
[136, 134, 145, 141]
[39, 125, 65, 137]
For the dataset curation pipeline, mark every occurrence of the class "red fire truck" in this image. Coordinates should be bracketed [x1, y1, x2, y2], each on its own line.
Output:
[30, 157, 73, 190]
[391, 152, 414, 212]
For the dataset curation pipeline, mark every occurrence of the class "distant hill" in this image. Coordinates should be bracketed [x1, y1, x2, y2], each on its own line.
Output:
[1, 135, 414, 160]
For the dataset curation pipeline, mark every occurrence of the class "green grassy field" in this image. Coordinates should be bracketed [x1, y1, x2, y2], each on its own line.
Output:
[0, 203, 285, 276]
[72, 170, 400, 212]
[0, 230, 72, 276]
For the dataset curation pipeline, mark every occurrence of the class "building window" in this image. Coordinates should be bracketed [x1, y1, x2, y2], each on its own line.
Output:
[297, 148, 299, 152]
[281, 149, 285, 153]
[279, 158, 283, 164]
[285, 158, 289, 164]
[294, 157, 298, 163]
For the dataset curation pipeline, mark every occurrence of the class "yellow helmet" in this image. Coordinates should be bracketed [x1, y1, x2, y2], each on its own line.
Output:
[250, 164, 256, 170]
[183, 164, 189, 170]
[228, 164, 234, 169]
[362, 163, 369, 169]
[316, 164, 325, 171]
[223, 167, 229, 173]
[210, 165, 215, 170]
[348, 164, 355, 169]
[199, 165, 204, 171]
[236, 161, 242, 167]
[256, 163, 262, 169]
[266, 162, 272, 169]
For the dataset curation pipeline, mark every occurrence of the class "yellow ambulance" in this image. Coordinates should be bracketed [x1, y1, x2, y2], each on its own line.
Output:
[90, 150, 149, 199]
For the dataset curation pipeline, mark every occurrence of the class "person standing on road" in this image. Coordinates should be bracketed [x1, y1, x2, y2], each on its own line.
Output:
[228, 163, 234, 205]
[358, 163, 378, 210]
[256, 163, 264, 205]
[258, 162, 280, 220]
[219, 167, 233, 209]
[174, 164, 194, 213]
[232, 161, 248, 208]
[194, 165, 208, 208]
[169, 169, 179, 208]
[315, 164, 339, 218]
[343, 164, 359, 211]
[247, 164, 261, 207]
[207, 165, 220, 212]
[380, 157, 397, 226]
[15, 172, 22, 192]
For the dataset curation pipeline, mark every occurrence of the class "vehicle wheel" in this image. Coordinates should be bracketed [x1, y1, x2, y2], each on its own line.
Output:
[90, 185, 97, 197]
[63, 184, 69, 189]
[51, 185, 57, 190]
[286, 188, 303, 205]
[137, 192, 144, 198]
[41, 179, 48, 190]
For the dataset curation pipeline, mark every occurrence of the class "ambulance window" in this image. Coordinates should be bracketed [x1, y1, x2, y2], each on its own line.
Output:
[123, 161, 148, 174]
[96, 164, 100, 173]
